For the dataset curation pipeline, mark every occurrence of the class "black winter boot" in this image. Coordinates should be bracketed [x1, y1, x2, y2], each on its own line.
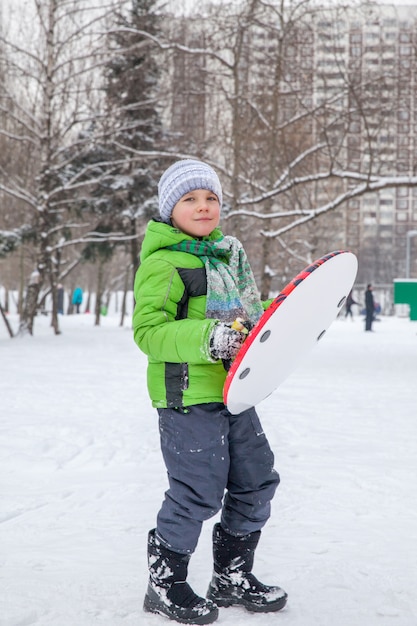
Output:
[143, 529, 218, 625]
[206, 523, 287, 613]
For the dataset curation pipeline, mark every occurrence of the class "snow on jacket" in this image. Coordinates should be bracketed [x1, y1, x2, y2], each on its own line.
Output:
[133, 219, 268, 409]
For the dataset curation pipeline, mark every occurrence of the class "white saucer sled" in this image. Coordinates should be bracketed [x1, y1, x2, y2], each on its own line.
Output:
[223, 250, 358, 415]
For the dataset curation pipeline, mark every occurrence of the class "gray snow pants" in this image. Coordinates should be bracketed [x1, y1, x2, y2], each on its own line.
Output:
[156, 402, 280, 554]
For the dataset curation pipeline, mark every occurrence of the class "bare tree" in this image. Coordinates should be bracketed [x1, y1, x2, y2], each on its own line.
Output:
[209, 1, 417, 287]
[149, 0, 417, 287]
[3, 0, 417, 322]
[0, 0, 135, 335]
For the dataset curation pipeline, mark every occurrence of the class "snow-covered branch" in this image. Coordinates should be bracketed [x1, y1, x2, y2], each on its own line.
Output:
[260, 175, 417, 237]
[0, 183, 38, 210]
[50, 231, 139, 251]
[106, 27, 234, 70]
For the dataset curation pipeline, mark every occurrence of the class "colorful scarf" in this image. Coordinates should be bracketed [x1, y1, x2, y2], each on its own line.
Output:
[168, 236, 264, 325]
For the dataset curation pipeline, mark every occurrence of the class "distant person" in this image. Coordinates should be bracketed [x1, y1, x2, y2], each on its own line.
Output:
[365, 283, 375, 331]
[72, 286, 83, 314]
[57, 284, 64, 315]
[345, 290, 358, 319]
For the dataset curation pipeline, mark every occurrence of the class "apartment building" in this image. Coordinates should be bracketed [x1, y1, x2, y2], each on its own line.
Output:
[166, 2, 417, 284]
[313, 3, 417, 283]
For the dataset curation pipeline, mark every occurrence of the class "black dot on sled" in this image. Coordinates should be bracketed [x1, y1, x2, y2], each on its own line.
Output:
[239, 368, 250, 380]
[337, 296, 346, 308]
[317, 330, 326, 341]
[260, 330, 271, 343]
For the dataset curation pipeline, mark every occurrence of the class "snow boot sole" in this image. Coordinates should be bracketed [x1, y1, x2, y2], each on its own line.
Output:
[144, 584, 219, 625]
[207, 582, 287, 613]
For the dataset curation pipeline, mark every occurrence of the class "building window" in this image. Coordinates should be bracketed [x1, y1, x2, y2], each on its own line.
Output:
[398, 124, 410, 134]
[397, 150, 409, 160]
[400, 59, 411, 69]
[397, 162, 409, 172]
[398, 136, 410, 146]
[399, 32, 411, 43]
[348, 211, 359, 221]
[399, 45, 411, 55]
[398, 110, 410, 121]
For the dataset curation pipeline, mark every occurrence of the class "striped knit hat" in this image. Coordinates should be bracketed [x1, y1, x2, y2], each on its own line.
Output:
[158, 159, 222, 223]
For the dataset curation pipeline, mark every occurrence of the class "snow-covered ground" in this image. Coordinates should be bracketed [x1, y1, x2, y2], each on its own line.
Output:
[1, 311, 416, 626]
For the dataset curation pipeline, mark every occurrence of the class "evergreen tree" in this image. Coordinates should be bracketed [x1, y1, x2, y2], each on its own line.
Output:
[56, 0, 168, 327]
[104, 0, 166, 273]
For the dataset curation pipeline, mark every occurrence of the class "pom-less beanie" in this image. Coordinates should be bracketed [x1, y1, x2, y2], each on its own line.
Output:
[158, 159, 223, 223]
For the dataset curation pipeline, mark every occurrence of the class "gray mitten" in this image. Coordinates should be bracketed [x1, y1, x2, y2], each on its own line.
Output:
[209, 322, 247, 361]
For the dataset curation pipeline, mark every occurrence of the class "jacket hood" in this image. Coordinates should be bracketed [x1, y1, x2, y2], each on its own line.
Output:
[140, 219, 223, 263]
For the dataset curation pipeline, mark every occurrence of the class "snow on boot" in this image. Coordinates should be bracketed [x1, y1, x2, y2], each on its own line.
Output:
[143, 529, 219, 625]
[206, 523, 287, 613]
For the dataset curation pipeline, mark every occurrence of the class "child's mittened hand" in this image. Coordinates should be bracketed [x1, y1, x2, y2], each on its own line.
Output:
[209, 322, 247, 361]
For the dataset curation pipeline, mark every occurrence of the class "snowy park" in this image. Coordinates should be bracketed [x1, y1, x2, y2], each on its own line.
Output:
[1, 309, 417, 626]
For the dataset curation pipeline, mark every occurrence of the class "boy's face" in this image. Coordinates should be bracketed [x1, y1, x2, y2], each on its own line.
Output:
[171, 189, 220, 238]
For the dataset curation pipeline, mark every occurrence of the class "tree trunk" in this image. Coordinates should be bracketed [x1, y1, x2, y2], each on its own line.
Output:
[0, 302, 14, 338]
[50, 284, 60, 334]
[84, 289, 91, 314]
[18, 282, 41, 335]
[18, 246, 24, 316]
[119, 265, 131, 327]
[260, 224, 274, 300]
[94, 261, 104, 326]
[3, 287, 9, 313]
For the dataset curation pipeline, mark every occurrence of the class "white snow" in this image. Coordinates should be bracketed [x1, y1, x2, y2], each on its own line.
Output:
[1, 310, 417, 626]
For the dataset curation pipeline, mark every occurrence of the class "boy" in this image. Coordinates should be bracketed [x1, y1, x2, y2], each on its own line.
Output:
[133, 159, 287, 625]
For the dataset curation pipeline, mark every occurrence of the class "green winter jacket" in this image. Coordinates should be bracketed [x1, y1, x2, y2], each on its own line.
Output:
[133, 219, 269, 408]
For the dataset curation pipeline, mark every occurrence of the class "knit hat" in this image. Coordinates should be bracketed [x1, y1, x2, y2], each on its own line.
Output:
[158, 159, 222, 223]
